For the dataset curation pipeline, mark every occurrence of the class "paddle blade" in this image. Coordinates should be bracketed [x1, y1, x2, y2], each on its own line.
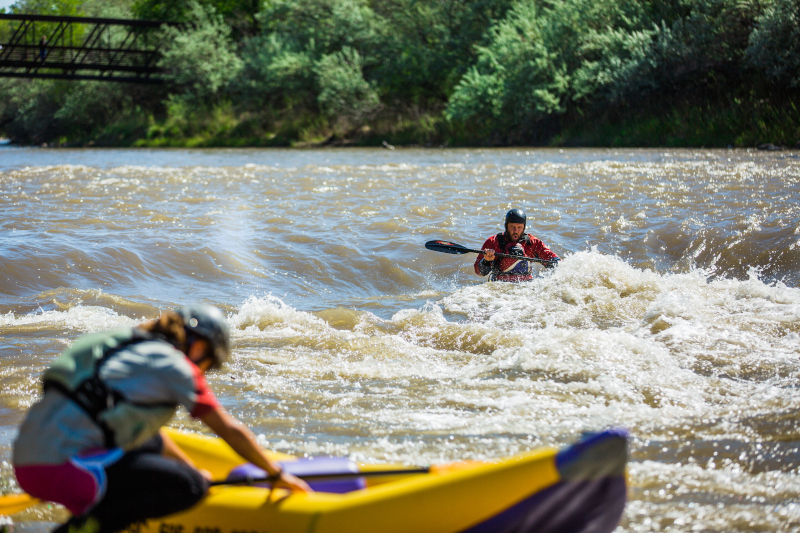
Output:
[424, 240, 477, 255]
[0, 494, 39, 515]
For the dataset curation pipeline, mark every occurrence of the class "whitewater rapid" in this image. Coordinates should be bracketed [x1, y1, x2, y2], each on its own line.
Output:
[1, 146, 798, 531]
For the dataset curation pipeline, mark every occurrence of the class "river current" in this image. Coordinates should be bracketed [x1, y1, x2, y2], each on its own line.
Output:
[0, 146, 798, 532]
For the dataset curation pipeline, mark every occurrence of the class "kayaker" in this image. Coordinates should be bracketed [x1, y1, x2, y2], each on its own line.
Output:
[475, 208, 559, 282]
[13, 304, 311, 533]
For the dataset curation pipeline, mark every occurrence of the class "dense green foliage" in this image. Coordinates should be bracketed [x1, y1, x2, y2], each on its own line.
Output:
[1, 0, 798, 147]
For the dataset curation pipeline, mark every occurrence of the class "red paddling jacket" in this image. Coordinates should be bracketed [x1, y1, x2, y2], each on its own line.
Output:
[474, 232, 559, 282]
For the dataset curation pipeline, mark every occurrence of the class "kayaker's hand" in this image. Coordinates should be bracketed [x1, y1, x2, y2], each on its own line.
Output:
[274, 471, 313, 493]
[199, 469, 213, 482]
[483, 249, 495, 262]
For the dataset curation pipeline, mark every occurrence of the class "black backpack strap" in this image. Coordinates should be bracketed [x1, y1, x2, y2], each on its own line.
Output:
[44, 331, 151, 448]
[43, 379, 120, 448]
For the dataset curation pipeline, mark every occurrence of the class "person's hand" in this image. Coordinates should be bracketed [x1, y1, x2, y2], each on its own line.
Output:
[273, 470, 313, 493]
[483, 249, 495, 262]
[199, 469, 213, 482]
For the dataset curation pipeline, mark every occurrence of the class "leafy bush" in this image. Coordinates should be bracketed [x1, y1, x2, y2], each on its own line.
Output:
[259, 0, 381, 56]
[133, 0, 266, 38]
[158, 1, 243, 101]
[445, 0, 776, 140]
[369, 0, 514, 102]
[53, 82, 133, 138]
[315, 46, 380, 123]
[746, 0, 800, 86]
[571, 27, 659, 102]
[235, 0, 381, 117]
[237, 33, 316, 106]
[0, 79, 64, 144]
[446, 0, 612, 128]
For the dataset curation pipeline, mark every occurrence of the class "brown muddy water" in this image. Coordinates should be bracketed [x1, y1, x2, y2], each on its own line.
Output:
[1, 146, 799, 531]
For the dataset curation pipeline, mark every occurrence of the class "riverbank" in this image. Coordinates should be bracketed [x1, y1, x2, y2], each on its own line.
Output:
[10, 94, 798, 150]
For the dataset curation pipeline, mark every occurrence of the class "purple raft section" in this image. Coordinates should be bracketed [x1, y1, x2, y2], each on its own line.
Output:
[227, 457, 366, 494]
[462, 429, 629, 533]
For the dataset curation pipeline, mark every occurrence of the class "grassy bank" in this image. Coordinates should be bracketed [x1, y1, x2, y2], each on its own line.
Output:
[48, 90, 799, 150]
[556, 91, 800, 149]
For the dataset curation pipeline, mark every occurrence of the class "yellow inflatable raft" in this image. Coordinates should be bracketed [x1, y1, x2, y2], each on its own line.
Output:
[123, 428, 628, 533]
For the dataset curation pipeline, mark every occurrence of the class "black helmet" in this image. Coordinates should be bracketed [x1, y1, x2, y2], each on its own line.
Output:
[177, 304, 231, 368]
[505, 208, 526, 229]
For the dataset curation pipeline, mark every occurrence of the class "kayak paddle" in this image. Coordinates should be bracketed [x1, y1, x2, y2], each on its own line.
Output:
[425, 240, 559, 265]
[212, 467, 431, 486]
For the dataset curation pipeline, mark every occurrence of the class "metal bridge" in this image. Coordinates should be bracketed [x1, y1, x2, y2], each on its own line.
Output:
[0, 14, 183, 84]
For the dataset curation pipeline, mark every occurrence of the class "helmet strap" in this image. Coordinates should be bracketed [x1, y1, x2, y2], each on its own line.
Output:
[186, 334, 219, 369]
[196, 353, 220, 371]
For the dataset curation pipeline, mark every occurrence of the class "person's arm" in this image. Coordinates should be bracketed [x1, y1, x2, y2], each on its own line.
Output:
[474, 238, 497, 276]
[161, 428, 195, 465]
[528, 236, 559, 268]
[160, 429, 213, 481]
[200, 406, 312, 493]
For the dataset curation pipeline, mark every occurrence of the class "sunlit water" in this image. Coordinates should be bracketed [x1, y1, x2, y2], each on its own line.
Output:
[1, 146, 799, 531]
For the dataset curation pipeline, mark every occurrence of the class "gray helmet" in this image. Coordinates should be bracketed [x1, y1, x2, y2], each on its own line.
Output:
[505, 208, 527, 230]
[176, 304, 231, 368]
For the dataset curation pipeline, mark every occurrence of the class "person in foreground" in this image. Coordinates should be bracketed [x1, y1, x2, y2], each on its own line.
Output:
[13, 304, 311, 533]
[475, 208, 559, 282]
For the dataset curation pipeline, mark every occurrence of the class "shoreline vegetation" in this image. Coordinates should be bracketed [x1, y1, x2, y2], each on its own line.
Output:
[1, 0, 799, 149]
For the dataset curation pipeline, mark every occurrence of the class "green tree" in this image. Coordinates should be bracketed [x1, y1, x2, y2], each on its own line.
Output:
[236, 0, 381, 112]
[445, 0, 770, 140]
[445, 0, 584, 129]
[369, 0, 515, 103]
[746, 0, 800, 86]
[237, 33, 316, 107]
[0, 79, 65, 144]
[158, 1, 243, 102]
[259, 0, 381, 55]
[5, 0, 82, 17]
[133, 0, 266, 37]
[1, 0, 85, 44]
[316, 46, 380, 122]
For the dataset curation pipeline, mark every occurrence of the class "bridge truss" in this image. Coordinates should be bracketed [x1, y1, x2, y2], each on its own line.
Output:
[0, 14, 182, 84]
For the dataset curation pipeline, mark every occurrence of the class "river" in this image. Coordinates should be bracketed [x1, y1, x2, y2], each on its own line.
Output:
[1, 146, 798, 531]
